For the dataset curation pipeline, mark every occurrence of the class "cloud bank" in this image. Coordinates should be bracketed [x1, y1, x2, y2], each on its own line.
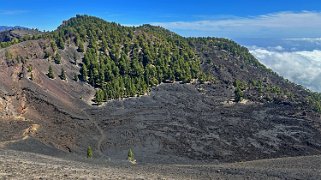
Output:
[152, 11, 321, 38]
[249, 47, 321, 92]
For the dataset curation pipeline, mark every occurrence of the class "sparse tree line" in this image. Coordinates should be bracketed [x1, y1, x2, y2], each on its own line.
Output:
[233, 79, 295, 103]
[47, 65, 67, 81]
[188, 37, 267, 69]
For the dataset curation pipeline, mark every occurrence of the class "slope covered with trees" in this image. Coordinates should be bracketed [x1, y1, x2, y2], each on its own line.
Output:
[49, 15, 204, 102]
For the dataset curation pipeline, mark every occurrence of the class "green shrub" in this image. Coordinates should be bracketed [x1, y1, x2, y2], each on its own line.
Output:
[235, 87, 244, 102]
[54, 53, 61, 64]
[87, 146, 93, 158]
[128, 148, 135, 162]
[27, 65, 33, 72]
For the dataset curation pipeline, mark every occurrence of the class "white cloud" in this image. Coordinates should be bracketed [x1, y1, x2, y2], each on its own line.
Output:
[249, 47, 321, 92]
[151, 11, 321, 38]
[272, 46, 284, 51]
[284, 38, 321, 48]
[285, 38, 321, 43]
[261, 46, 285, 52]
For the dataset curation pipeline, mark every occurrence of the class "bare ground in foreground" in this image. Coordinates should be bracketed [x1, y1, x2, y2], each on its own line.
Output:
[1, 149, 321, 180]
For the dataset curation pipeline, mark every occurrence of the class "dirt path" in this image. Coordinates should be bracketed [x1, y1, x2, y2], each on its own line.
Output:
[81, 108, 107, 157]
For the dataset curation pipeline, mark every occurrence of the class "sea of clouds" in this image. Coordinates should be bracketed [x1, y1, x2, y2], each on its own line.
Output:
[152, 11, 321, 92]
[249, 45, 321, 92]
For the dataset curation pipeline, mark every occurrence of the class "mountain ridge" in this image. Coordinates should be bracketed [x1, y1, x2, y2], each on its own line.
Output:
[0, 26, 13, 32]
[0, 26, 31, 32]
[0, 15, 321, 165]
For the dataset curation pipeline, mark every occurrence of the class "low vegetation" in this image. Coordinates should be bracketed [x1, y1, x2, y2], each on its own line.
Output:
[87, 146, 93, 158]
[128, 148, 136, 164]
[308, 92, 321, 112]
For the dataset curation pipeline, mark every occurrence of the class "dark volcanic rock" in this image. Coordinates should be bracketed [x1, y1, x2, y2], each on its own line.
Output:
[86, 83, 321, 163]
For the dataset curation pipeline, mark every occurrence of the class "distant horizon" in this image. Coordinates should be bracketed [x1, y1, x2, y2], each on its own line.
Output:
[1, 0, 321, 39]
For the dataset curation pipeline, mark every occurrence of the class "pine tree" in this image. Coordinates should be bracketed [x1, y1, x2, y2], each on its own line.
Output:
[60, 68, 66, 80]
[51, 40, 58, 54]
[54, 53, 61, 64]
[95, 89, 105, 104]
[78, 42, 85, 52]
[57, 37, 65, 49]
[47, 65, 54, 79]
[87, 146, 93, 158]
[235, 87, 244, 102]
[81, 65, 88, 81]
[128, 148, 135, 162]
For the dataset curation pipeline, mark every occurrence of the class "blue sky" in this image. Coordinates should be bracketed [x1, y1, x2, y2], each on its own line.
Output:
[2, 0, 321, 92]
[1, 0, 321, 37]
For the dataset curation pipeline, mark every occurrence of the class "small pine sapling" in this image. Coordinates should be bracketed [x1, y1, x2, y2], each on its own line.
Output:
[87, 146, 93, 158]
[128, 148, 136, 164]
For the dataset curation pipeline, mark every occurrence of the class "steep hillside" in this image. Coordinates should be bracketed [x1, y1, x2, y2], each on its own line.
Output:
[0, 15, 321, 164]
[189, 37, 312, 105]
[50, 15, 204, 102]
